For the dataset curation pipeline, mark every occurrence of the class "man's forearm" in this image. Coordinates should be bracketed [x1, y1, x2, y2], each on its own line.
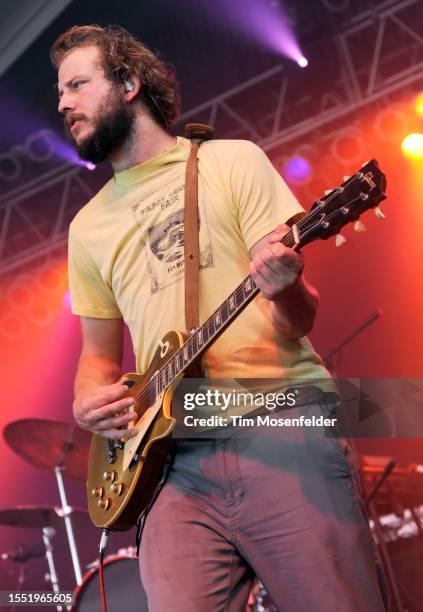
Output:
[74, 352, 122, 399]
[269, 275, 319, 339]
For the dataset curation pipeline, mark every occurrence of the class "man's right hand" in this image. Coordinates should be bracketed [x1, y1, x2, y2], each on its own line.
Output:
[73, 381, 138, 440]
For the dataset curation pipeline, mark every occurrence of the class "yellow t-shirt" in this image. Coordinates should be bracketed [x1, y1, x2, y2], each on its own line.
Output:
[68, 137, 332, 390]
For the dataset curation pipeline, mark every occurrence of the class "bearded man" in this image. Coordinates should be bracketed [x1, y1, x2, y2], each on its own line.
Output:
[52, 24, 387, 611]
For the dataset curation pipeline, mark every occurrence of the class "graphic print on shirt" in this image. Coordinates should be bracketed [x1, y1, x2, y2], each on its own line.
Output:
[132, 174, 215, 294]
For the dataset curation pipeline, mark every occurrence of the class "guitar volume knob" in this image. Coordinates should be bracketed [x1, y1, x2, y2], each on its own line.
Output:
[103, 470, 117, 482]
[91, 487, 104, 498]
[97, 498, 111, 511]
[110, 483, 124, 496]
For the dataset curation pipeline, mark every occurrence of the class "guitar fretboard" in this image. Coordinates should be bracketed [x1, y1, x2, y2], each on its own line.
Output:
[154, 228, 298, 395]
[137, 159, 387, 406]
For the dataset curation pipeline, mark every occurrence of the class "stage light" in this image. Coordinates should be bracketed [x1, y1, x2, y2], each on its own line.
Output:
[0, 152, 21, 181]
[297, 56, 308, 68]
[26, 130, 55, 162]
[1, 313, 26, 340]
[401, 133, 423, 160]
[283, 156, 312, 183]
[72, 157, 96, 171]
[415, 93, 423, 116]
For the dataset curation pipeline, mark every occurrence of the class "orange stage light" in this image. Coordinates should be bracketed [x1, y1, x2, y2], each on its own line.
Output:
[416, 92, 423, 116]
[401, 133, 423, 160]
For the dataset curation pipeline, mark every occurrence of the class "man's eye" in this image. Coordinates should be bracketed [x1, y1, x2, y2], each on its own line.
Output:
[72, 81, 84, 89]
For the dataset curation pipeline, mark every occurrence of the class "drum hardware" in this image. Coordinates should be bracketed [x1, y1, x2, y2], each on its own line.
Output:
[7, 562, 26, 612]
[0, 506, 92, 531]
[360, 456, 423, 612]
[360, 458, 423, 515]
[363, 457, 405, 612]
[247, 578, 277, 612]
[54, 466, 83, 585]
[3, 419, 92, 585]
[0, 507, 90, 612]
[42, 526, 63, 612]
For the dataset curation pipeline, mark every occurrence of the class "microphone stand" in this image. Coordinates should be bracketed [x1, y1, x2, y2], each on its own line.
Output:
[323, 311, 405, 609]
[323, 309, 383, 376]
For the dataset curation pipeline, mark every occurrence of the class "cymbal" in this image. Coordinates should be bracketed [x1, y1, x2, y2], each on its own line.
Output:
[3, 419, 91, 482]
[0, 506, 92, 530]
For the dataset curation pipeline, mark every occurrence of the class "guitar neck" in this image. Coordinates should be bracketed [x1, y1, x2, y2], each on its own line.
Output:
[155, 227, 299, 393]
[154, 158, 387, 394]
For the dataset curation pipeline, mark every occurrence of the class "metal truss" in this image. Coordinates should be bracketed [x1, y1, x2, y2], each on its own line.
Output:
[1, 0, 423, 277]
[0, 162, 95, 277]
[175, 0, 423, 153]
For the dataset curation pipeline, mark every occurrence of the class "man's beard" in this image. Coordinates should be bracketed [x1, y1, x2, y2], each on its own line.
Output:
[67, 92, 135, 164]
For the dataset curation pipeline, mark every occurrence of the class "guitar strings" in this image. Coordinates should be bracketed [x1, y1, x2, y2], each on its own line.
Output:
[131, 186, 366, 406]
[131, 189, 364, 405]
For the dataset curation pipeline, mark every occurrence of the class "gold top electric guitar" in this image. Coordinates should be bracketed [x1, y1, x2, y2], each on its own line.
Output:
[87, 160, 387, 530]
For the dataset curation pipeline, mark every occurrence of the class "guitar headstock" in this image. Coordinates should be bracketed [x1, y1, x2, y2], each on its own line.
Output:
[296, 160, 387, 249]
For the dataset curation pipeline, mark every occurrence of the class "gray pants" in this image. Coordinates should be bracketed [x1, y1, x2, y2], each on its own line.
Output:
[139, 399, 387, 611]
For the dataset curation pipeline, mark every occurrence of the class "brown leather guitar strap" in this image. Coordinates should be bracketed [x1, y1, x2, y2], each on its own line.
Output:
[183, 123, 214, 334]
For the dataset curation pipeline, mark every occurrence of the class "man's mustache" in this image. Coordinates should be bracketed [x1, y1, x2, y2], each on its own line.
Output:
[65, 113, 86, 131]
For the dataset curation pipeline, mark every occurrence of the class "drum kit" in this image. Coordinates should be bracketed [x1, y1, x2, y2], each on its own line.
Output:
[1, 418, 148, 611]
[2, 417, 423, 611]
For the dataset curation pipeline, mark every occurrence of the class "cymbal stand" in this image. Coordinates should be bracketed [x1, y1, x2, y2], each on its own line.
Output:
[53, 466, 82, 585]
[42, 527, 62, 612]
[9, 564, 26, 612]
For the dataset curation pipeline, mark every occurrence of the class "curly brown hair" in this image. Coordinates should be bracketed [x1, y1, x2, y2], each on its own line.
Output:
[50, 24, 181, 129]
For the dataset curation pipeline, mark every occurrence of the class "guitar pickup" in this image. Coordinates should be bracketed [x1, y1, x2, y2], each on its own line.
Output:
[106, 439, 124, 463]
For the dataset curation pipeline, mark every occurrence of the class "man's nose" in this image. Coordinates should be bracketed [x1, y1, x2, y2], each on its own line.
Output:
[58, 91, 75, 114]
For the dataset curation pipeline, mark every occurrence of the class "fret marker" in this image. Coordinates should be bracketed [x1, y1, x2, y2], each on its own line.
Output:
[292, 224, 300, 246]
[229, 297, 235, 310]
[198, 330, 202, 345]
[184, 347, 188, 362]
[245, 278, 252, 292]
[159, 340, 170, 358]
[215, 313, 221, 325]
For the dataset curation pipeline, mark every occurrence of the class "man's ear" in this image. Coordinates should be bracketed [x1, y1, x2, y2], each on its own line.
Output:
[122, 75, 141, 101]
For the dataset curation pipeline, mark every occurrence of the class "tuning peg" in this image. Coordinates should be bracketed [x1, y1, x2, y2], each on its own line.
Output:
[335, 234, 347, 247]
[343, 175, 350, 181]
[354, 220, 366, 232]
[374, 206, 385, 219]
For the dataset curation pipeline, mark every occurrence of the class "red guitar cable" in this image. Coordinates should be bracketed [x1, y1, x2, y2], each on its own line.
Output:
[98, 529, 110, 612]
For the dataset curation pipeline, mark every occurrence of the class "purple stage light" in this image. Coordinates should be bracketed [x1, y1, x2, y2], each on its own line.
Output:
[283, 156, 312, 183]
[46, 131, 96, 169]
[195, 0, 307, 67]
[297, 56, 308, 68]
